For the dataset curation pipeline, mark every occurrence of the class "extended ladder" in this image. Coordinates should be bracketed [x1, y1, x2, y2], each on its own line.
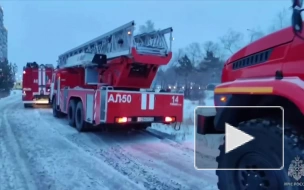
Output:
[58, 20, 173, 69]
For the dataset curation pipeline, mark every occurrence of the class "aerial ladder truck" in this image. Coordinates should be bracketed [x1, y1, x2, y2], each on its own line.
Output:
[23, 62, 54, 107]
[50, 21, 183, 132]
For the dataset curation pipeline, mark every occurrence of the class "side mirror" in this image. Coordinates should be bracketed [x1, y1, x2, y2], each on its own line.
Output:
[292, 8, 303, 33]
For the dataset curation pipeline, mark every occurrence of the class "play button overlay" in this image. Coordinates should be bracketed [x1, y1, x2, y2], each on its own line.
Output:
[225, 123, 254, 153]
[194, 106, 284, 170]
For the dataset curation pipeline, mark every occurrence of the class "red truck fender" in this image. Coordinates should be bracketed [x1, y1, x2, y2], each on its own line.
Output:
[196, 76, 304, 135]
[214, 77, 304, 115]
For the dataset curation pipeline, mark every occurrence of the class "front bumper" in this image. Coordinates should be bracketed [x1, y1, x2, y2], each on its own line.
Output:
[23, 95, 50, 104]
[23, 99, 49, 104]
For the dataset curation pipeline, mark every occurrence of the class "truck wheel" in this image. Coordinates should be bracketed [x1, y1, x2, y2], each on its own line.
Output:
[75, 101, 88, 132]
[68, 99, 77, 127]
[52, 97, 64, 118]
[216, 119, 303, 190]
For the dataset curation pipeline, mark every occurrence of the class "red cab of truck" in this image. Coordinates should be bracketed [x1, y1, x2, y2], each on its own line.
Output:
[22, 62, 54, 107]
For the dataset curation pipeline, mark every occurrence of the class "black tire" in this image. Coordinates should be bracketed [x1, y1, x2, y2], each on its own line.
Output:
[216, 119, 304, 190]
[75, 101, 89, 132]
[68, 99, 77, 127]
[52, 97, 64, 118]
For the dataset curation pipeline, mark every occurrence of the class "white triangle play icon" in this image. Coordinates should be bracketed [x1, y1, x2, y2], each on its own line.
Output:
[225, 123, 255, 154]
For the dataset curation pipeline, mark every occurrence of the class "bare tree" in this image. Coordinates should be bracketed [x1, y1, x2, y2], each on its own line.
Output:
[247, 27, 265, 43]
[174, 55, 194, 97]
[138, 20, 155, 34]
[185, 42, 202, 65]
[171, 48, 185, 66]
[176, 48, 185, 60]
[203, 41, 219, 53]
[277, 8, 289, 29]
[268, 8, 290, 33]
[220, 29, 244, 55]
[202, 41, 225, 60]
[154, 68, 166, 88]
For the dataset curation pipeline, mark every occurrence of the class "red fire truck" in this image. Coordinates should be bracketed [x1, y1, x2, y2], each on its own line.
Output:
[196, 1, 304, 189]
[49, 21, 183, 132]
[22, 62, 53, 107]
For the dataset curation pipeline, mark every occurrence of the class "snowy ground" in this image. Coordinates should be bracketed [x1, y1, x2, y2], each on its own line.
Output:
[0, 90, 219, 190]
[151, 92, 223, 169]
[151, 92, 222, 147]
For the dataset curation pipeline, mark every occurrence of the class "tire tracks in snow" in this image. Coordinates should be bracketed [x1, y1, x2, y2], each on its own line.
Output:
[7, 103, 142, 190]
[98, 130, 217, 189]
[38, 110, 185, 190]
[0, 99, 38, 190]
[38, 109, 218, 190]
[88, 132, 188, 190]
[141, 129, 218, 172]
[89, 132, 217, 190]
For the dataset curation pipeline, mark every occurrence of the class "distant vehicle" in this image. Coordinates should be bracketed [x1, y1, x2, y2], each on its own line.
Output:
[14, 81, 22, 90]
[22, 62, 54, 108]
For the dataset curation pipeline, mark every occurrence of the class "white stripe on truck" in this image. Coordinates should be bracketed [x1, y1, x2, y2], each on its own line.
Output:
[38, 68, 42, 93]
[148, 94, 155, 110]
[42, 68, 45, 85]
[42, 68, 46, 93]
[141, 93, 147, 110]
[141, 93, 155, 110]
[38, 68, 41, 85]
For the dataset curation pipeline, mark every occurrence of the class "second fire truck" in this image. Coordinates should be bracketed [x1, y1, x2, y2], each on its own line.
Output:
[23, 62, 53, 107]
[50, 20, 184, 132]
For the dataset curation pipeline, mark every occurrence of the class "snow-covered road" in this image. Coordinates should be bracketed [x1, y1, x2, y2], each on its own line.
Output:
[0, 92, 218, 190]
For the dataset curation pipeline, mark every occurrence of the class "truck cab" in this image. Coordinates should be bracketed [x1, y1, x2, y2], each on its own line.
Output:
[195, 1, 304, 189]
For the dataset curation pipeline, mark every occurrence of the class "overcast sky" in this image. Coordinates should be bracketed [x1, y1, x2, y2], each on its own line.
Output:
[1, 0, 290, 77]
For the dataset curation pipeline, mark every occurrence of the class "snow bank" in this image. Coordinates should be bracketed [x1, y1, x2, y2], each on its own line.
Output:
[151, 93, 223, 154]
[10, 90, 22, 95]
[183, 99, 198, 124]
[203, 90, 214, 106]
[0, 90, 21, 101]
[150, 100, 195, 141]
[151, 97, 210, 141]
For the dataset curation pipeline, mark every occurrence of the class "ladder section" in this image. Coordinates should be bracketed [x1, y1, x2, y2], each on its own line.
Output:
[57, 21, 173, 68]
[60, 53, 106, 69]
[58, 21, 135, 68]
[133, 27, 173, 56]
